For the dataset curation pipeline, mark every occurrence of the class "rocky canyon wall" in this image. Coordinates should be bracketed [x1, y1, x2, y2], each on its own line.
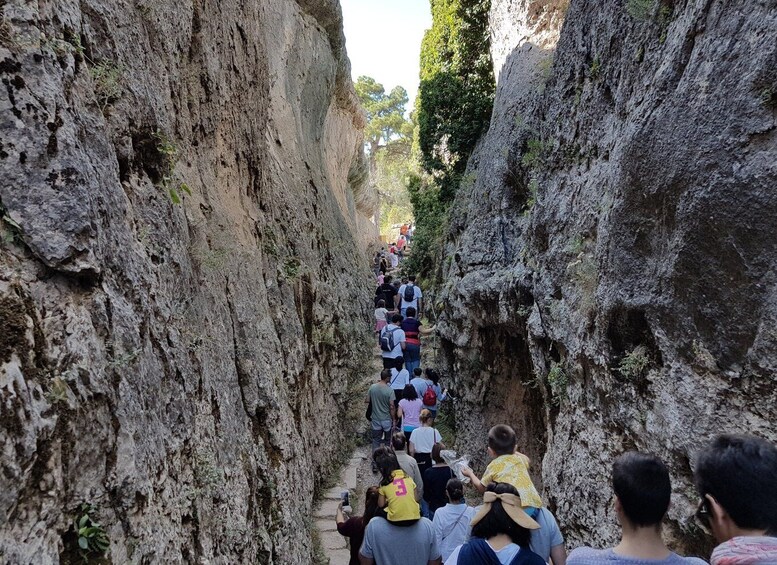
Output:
[438, 0, 776, 553]
[0, 0, 376, 562]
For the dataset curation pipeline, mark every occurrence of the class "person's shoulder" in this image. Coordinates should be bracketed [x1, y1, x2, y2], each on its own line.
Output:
[567, 546, 610, 563]
[673, 556, 708, 565]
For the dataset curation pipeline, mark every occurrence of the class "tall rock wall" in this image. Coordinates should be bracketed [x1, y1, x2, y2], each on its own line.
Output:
[439, 0, 777, 553]
[0, 0, 376, 562]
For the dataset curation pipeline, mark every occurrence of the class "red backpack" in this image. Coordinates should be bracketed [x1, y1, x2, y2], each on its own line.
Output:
[422, 385, 437, 407]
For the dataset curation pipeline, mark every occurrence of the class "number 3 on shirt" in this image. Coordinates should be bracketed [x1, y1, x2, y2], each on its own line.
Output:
[393, 478, 408, 497]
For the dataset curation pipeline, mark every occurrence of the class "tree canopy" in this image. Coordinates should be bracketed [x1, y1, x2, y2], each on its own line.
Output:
[355, 76, 412, 155]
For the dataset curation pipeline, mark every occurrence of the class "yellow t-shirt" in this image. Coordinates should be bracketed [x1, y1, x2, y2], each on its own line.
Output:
[378, 470, 421, 522]
[481, 453, 543, 508]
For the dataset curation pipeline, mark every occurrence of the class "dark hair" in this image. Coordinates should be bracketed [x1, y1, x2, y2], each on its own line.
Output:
[406, 306, 417, 317]
[391, 313, 403, 324]
[427, 370, 440, 385]
[377, 299, 386, 308]
[613, 452, 671, 527]
[488, 425, 517, 456]
[380, 369, 392, 382]
[446, 478, 464, 502]
[695, 434, 777, 535]
[403, 384, 418, 401]
[385, 275, 393, 283]
[409, 275, 416, 282]
[432, 443, 445, 463]
[471, 483, 531, 547]
[392, 432, 407, 451]
[374, 447, 402, 486]
[363, 486, 381, 524]
[394, 357, 405, 370]
[414, 368, 423, 377]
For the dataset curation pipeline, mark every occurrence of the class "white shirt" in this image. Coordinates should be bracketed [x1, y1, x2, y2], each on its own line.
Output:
[380, 324, 406, 359]
[409, 426, 442, 453]
[399, 284, 423, 309]
[433, 504, 476, 562]
[390, 368, 410, 391]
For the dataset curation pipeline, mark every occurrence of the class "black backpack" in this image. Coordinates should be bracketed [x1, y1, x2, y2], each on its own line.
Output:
[380, 327, 398, 352]
[403, 284, 415, 303]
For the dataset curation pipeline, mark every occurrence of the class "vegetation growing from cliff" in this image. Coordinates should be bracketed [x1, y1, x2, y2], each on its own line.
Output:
[355, 76, 416, 233]
[407, 0, 495, 280]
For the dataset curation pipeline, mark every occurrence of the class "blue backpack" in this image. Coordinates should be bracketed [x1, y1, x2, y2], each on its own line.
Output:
[380, 327, 398, 352]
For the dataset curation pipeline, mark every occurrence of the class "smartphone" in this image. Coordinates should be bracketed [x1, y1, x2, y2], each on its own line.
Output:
[341, 491, 350, 507]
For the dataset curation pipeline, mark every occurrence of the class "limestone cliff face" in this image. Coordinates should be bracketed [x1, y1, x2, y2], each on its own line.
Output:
[0, 0, 375, 562]
[439, 0, 777, 552]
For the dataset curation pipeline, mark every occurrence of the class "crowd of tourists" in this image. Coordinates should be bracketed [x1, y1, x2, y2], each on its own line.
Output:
[332, 235, 777, 565]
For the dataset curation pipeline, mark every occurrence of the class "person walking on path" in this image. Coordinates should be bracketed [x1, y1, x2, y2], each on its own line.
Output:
[399, 275, 423, 318]
[336, 487, 381, 565]
[444, 483, 545, 565]
[568, 452, 706, 565]
[410, 368, 435, 401]
[694, 434, 777, 565]
[380, 313, 406, 370]
[401, 307, 436, 375]
[432, 478, 476, 563]
[424, 368, 447, 421]
[392, 433, 424, 503]
[409, 410, 444, 480]
[398, 384, 424, 444]
[359, 515, 441, 565]
[367, 369, 396, 469]
[376, 275, 399, 311]
[390, 358, 411, 410]
[423, 443, 454, 519]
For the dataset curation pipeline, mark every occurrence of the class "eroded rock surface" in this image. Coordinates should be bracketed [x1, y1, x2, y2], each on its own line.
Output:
[0, 0, 375, 561]
[439, 0, 777, 552]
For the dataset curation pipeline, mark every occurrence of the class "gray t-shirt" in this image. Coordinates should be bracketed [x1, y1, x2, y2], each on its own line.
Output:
[530, 507, 565, 561]
[360, 517, 441, 565]
[368, 383, 395, 423]
[568, 547, 708, 565]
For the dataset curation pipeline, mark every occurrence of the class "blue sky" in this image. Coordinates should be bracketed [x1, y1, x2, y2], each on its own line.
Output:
[341, 0, 432, 111]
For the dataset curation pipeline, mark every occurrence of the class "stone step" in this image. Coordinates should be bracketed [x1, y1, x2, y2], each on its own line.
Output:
[328, 548, 351, 565]
[320, 530, 348, 551]
[314, 498, 341, 519]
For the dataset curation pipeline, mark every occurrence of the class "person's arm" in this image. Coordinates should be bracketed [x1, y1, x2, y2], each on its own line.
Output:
[408, 440, 416, 456]
[428, 558, 442, 565]
[359, 556, 375, 565]
[418, 297, 424, 317]
[550, 544, 567, 565]
[378, 493, 386, 508]
[336, 501, 346, 526]
[419, 325, 436, 336]
[400, 338, 407, 350]
[461, 467, 486, 493]
[396, 404, 403, 423]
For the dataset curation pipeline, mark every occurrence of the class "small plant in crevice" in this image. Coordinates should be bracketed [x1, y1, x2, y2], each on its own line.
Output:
[618, 345, 650, 379]
[46, 374, 73, 405]
[151, 130, 190, 204]
[89, 60, 124, 112]
[565, 236, 586, 256]
[523, 178, 539, 217]
[521, 138, 548, 171]
[107, 348, 141, 370]
[547, 362, 568, 402]
[0, 16, 15, 47]
[760, 87, 776, 109]
[281, 257, 302, 280]
[71, 503, 110, 561]
[589, 56, 602, 81]
[626, 0, 655, 20]
[568, 254, 598, 316]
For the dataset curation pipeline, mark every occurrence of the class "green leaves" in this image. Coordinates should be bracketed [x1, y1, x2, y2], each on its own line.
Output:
[73, 504, 110, 560]
[355, 76, 411, 151]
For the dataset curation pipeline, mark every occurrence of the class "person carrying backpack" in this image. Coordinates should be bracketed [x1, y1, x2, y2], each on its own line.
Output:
[399, 275, 423, 318]
[375, 275, 399, 311]
[401, 307, 436, 374]
[380, 314, 406, 369]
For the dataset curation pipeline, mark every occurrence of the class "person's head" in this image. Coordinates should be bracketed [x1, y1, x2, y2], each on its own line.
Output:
[419, 409, 433, 426]
[695, 434, 777, 541]
[393, 281, 401, 288]
[385, 275, 393, 284]
[374, 447, 401, 486]
[402, 277, 409, 284]
[432, 443, 445, 464]
[409, 275, 416, 283]
[394, 357, 404, 370]
[362, 486, 381, 524]
[612, 452, 671, 530]
[391, 432, 407, 452]
[379, 369, 391, 383]
[403, 384, 418, 401]
[446, 478, 465, 503]
[414, 368, 423, 378]
[391, 313, 403, 324]
[377, 299, 386, 308]
[487, 425, 517, 457]
[406, 307, 417, 318]
[471, 483, 538, 547]
[427, 369, 440, 385]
